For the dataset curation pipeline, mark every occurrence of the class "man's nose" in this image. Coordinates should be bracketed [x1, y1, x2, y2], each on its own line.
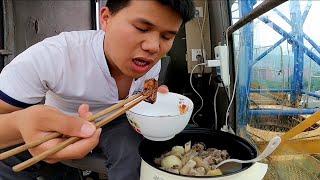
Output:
[141, 33, 160, 54]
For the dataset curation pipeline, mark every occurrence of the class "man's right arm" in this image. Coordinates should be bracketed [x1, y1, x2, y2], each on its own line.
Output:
[0, 100, 101, 163]
[0, 36, 101, 162]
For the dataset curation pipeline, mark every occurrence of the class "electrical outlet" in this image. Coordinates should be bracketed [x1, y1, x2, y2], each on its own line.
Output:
[214, 45, 230, 86]
[191, 49, 206, 62]
[195, 6, 204, 18]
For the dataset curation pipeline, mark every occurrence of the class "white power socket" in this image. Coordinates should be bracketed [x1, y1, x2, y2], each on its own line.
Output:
[191, 49, 206, 62]
[195, 6, 204, 18]
[214, 45, 230, 86]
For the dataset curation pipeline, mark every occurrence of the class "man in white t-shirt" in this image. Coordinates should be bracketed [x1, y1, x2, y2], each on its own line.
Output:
[0, 0, 195, 179]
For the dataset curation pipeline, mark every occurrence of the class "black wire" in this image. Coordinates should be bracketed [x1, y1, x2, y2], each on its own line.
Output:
[213, 75, 230, 104]
[211, 75, 231, 130]
[221, 80, 231, 104]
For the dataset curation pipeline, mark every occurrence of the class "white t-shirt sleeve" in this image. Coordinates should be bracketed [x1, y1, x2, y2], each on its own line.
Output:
[0, 38, 65, 107]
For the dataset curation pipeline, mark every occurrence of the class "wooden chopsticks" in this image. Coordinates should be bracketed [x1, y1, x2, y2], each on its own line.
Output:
[0, 93, 147, 172]
[0, 93, 141, 161]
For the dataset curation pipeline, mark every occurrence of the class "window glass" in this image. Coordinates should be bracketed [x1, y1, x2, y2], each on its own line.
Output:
[229, 1, 320, 179]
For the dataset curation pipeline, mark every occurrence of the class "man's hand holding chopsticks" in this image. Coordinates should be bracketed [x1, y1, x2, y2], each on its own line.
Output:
[15, 104, 101, 163]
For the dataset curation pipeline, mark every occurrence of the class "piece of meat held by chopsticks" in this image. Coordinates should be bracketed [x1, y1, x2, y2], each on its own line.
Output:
[142, 78, 158, 104]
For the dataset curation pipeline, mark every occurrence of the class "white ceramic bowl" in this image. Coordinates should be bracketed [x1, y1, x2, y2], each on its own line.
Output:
[126, 92, 194, 141]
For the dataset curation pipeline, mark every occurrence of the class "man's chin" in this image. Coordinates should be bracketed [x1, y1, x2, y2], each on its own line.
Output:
[132, 73, 145, 79]
[125, 71, 145, 79]
[123, 67, 150, 79]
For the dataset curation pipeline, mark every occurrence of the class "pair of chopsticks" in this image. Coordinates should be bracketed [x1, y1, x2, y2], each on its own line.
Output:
[0, 93, 148, 172]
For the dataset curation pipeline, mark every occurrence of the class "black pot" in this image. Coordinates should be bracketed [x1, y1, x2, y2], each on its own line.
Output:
[139, 128, 257, 178]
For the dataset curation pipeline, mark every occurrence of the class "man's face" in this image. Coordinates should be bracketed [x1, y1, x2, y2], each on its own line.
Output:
[100, 0, 182, 78]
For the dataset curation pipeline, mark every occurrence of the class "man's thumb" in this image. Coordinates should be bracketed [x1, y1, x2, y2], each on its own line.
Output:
[80, 122, 96, 137]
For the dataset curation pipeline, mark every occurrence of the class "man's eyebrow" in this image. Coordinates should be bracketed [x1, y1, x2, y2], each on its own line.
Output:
[136, 18, 178, 35]
[167, 30, 178, 35]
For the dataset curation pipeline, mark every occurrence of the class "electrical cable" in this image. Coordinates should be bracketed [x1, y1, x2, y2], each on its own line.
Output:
[212, 85, 219, 130]
[189, 1, 208, 126]
[224, 66, 238, 131]
[214, 75, 231, 103]
[190, 63, 207, 126]
[221, 80, 231, 104]
[209, 74, 212, 86]
[223, 27, 239, 132]
[196, 0, 208, 73]
[212, 75, 231, 130]
[196, 19, 203, 60]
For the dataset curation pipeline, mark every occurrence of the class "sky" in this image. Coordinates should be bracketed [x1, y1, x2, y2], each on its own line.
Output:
[231, 0, 320, 55]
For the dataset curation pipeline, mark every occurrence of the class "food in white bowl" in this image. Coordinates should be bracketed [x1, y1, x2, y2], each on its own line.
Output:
[126, 92, 193, 141]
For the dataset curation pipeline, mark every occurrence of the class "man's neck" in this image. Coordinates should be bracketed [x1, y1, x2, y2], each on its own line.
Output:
[105, 55, 133, 99]
[105, 54, 125, 79]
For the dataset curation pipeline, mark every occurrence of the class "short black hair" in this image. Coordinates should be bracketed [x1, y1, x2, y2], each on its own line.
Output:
[106, 0, 195, 24]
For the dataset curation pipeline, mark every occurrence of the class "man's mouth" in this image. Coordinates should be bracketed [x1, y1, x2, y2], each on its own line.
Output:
[133, 58, 150, 67]
[131, 58, 152, 73]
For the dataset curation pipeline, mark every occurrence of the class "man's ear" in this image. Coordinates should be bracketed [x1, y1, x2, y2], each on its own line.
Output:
[100, 7, 112, 30]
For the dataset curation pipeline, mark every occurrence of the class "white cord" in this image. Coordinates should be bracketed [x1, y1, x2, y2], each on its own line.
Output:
[224, 64, 238, 127]
[196, 0, 207, 63]
[223, 27, 239, 132]
[189, 1, 208, 126]
[202, 1, 207, 34]
[208, 74, 212, 86]
[190, 63, 207, 126]
[212, 85, 220, 130]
